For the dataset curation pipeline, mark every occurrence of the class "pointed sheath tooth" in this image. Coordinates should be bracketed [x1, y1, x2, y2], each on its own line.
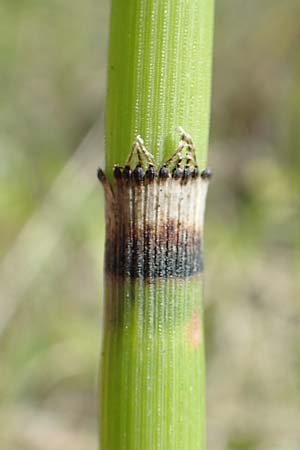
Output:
[172, 166, 183, 180]
[97, 167, 106, 184]
[200, 168, 212, 180]
[145, 165, 157, 181]
[123, 165, 132, 181]
[133, 165, 145, 183]
[182, 166, 191, 183]
[97, 167, 114, 201]
[159, 165, 170, 180]
[192, 166, 200, 178]
[113, 165, 123, 179]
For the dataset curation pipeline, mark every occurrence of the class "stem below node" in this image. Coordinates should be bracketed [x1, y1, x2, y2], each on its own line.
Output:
[99, 153, 210, 450]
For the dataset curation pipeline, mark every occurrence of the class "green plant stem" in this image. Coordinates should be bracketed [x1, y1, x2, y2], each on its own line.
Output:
[100, 277, 205, 450]
[100, 1, 214, 449]
[105, 0, 214, 173]
[99, 172, 210, 450]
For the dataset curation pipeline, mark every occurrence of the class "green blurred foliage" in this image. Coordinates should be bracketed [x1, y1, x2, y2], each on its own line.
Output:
[0, 1, 299, 449]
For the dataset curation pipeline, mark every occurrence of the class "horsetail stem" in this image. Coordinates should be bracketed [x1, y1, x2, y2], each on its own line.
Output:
[105, 0, 214, 173]
[99, 1, 214, 449]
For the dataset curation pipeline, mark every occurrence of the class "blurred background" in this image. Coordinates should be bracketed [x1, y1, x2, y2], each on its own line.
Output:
[0, 1, 299, 449]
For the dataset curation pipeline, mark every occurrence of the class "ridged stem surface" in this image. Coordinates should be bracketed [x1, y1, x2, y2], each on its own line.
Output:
[101, 276, 205, 450]
[105, 0, 214, 173]
[99, 175, 209, 450]
[101, 0, 214, 448]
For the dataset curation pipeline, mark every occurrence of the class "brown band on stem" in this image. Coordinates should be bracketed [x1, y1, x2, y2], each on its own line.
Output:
[98, 131, 211, 279]
[99, 167, 210, 280]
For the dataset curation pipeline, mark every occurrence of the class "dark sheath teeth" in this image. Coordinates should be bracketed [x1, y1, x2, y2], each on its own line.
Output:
[159, 165, 169, 179]
[97, 168, 106, 183]
[192, 166, 199, 178]
[145, 165, 157, 181]
[200, 168, 212, 180]
[182, 166, 191, 181]
[113, 165, 123, 179]
[123, 165, 132, 180]
[172, 166, 183, 179]
[133, 165, 145, 182]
